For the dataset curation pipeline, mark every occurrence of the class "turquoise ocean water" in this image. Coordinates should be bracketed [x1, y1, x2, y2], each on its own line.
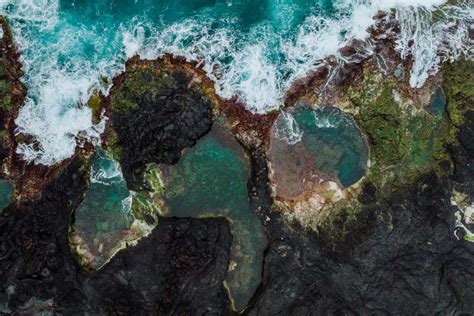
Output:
[1, 0, 472, 165]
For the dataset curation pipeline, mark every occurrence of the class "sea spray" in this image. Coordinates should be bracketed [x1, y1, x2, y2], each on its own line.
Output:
[1, 0, 472, 165]
[274, 111, 304, 145]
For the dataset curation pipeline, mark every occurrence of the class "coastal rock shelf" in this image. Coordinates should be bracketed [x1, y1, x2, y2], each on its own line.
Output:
[0, 10, 473, 315]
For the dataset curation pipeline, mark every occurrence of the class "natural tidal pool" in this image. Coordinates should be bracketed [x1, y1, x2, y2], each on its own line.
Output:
[270, 106, 369, 199]
[159, 125, 266, 312]
[430, 87, 446, 114]
[295, 107, 369, 187]
[70, 147, 158, 270]
[0, 179, 13, 210]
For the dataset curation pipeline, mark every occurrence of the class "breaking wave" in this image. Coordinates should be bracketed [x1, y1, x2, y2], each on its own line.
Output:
[0, 0, 472, 165]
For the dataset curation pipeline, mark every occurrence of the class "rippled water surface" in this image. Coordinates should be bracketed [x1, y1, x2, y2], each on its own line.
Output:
[1, 0, 472, 164]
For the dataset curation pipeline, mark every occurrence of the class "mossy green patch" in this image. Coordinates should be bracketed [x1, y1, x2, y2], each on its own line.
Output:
[87, 92, 104, 124]
[110, 68, 180, 113]
[443, 60, 474, 127]
[354, 84, 410, 166]
[350, 70, 453, 189]
[104, 128, 122, 162]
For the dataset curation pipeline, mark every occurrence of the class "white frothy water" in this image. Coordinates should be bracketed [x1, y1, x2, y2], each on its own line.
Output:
[313, 108, 342, 128]
[274, 111, 303, 145]
[90, 148, 125, 185]
[2, 0, 123, 165]
[2, 0, 473, 165]
[395, 2, 474, 87]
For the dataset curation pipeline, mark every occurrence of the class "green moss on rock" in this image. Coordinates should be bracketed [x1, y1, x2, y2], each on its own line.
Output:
[443, 60, 474, 127]
[354, 84, 410, 166]
[110, 67, 181, 113]
[349, 68, 453, 189]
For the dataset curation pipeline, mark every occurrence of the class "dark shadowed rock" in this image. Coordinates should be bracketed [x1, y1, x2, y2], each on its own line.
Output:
[0, 159, 233, 315]
[106, 58, 213, 189]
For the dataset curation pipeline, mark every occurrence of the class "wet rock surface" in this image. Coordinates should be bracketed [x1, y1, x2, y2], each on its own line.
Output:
[107, 57, 213, 188]
[0, 159, 232, 314]
[0, 15, 473, 314]
[0, 17, 25, 172]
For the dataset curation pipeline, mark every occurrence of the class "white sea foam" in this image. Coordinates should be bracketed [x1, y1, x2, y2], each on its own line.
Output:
[217, 43, 281, 113]
[1, 0, 123, 165]
[313, 108, 343, 129]
[91, 149, 124, 185]
[1, 0, 472, 165]
[395, 2, 473, 87]
[122, 25, 145, 59]
[274, 112, 303, 145]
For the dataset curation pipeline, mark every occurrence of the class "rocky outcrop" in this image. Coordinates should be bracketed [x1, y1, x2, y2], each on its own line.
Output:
[0, 158, 232, 314]
[0, 17, 74, 203]
[104, 56, 214, 189]
[0, 17, 25, 174]
[0, 12, 473, 315]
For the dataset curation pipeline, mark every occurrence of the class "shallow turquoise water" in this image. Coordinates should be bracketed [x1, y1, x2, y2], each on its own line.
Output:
[294, 107, 368, 187]
[71, 147, 132, 269]
[430, 87, 446, 114]
[0, 179, 14, 210]
[161, 127, 266, 311]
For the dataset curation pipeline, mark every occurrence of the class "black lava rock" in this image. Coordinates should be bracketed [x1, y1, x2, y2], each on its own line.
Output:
[109, 67, 213, 189]
[0, 159, 232, 315]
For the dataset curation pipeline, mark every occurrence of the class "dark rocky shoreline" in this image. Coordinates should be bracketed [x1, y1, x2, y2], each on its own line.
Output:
[1, 12, 474, 316]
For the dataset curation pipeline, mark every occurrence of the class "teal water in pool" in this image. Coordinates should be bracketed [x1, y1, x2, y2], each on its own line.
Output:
[160, 127, 266, 311]
[430, 87, 446, 114]
[294, 107, 368, 187]
[0, 179, 13, 210]
[70, 147, 133, 269]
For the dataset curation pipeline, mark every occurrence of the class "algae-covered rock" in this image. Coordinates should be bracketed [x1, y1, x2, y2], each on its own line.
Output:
[0, 17, 25, 209]
[0, 17, 25, 171]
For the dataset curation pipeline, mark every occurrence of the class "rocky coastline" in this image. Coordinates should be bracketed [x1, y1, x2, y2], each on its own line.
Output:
[0, 10, 473, 315]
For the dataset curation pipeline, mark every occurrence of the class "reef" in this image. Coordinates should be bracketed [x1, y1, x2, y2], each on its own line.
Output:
[1, 12, 474, 316]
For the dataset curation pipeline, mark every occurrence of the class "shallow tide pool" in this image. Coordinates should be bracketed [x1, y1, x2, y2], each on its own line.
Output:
[159, 125, 266, 311]
[0, 179, 13, 210]
[70, 147, 134, 270]
[295, 107, 369, 187]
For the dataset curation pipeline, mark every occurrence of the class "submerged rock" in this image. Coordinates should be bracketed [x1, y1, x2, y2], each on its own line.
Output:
[0, 179, 13, 211]
[159, 124, 267, 311]
[268, 106, 369, 230]
[69, 147, 160, 271]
